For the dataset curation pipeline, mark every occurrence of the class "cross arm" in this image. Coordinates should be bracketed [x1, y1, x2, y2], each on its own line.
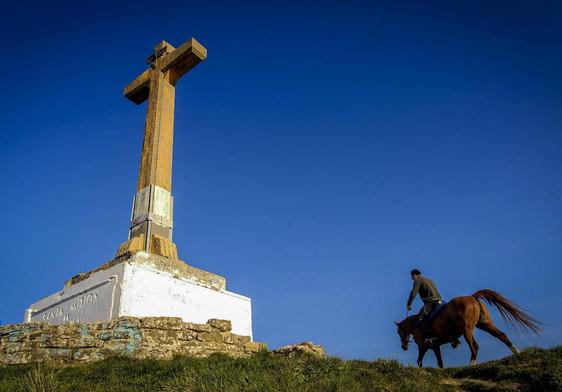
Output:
[123, 68, 153, 105]
[160, 38, 207, 84]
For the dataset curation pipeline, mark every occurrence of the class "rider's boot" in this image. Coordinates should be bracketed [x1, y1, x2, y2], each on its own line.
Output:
[420, 321, 437, 347]
[451, 339, 461, 349]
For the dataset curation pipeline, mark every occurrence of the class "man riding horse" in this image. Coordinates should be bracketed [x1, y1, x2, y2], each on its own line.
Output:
[406, 269, 461, 348]
[397, 269, 540, 367]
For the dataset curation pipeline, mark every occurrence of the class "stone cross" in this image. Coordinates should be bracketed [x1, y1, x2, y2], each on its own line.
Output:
[116, 38, 207, 259]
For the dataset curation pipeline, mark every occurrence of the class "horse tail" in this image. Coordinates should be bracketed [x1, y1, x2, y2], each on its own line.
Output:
[472, 289, 541, 335]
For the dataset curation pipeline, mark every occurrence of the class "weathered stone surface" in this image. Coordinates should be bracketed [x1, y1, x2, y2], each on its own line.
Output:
[208, 319, 232, 332]
[244, 341, 268, 353]
[66, 252, 226, 291]
[0, 317, 261, 365]
[150, 234, 178, 260]
[197, 332, 224, 343]
[141, 317, 183, 330]
[116, 236, 145, 261]
[272, 342, 326, 358]
[183, 322, 212, 333]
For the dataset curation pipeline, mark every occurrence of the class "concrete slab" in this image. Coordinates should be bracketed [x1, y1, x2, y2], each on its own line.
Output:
[26, 254, 253, 338]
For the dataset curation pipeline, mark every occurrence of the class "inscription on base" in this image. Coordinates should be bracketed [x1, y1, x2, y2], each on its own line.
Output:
[30, 278, 117, 324]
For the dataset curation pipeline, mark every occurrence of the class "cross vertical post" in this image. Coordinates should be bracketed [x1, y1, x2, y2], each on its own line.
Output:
[116, 38, 207, 259]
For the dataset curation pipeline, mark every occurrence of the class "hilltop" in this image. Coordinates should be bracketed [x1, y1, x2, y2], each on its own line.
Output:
[0, 346, 560, 392]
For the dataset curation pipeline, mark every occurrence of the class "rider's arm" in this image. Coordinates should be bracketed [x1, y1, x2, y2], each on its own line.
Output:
[407, 278, 421, 307]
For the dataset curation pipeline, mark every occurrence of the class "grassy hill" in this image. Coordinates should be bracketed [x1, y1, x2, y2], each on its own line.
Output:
[0, 346, 560, 392]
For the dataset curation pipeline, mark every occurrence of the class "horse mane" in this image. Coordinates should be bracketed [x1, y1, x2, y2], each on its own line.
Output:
[399, 315, 418, 334]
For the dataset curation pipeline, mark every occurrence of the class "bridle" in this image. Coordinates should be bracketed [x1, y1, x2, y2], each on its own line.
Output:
[401, 310, 414, 348]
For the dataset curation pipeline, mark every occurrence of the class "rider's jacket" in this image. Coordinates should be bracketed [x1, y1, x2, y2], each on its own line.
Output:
[407, 275, 442, 307]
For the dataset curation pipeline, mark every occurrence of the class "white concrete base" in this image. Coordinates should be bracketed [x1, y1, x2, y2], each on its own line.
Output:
[26, 257, 253, 338]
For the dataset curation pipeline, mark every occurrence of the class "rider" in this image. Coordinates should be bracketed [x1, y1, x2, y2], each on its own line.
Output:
[406, 268, 460, 348]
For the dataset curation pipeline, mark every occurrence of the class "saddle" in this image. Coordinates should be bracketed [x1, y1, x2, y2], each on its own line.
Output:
[427, 300, 447, 324]
[423, 300, 462, 349]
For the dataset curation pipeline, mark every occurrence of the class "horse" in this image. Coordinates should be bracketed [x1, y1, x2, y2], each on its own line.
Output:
[395, 289, 541, 368]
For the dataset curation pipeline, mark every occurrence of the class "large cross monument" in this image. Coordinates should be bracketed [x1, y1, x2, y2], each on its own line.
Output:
[25, 38, 253, 338]
[116, 39, 207, 260]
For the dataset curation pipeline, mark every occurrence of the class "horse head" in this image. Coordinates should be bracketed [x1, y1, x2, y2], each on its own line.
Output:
[395, 320, 411, 351]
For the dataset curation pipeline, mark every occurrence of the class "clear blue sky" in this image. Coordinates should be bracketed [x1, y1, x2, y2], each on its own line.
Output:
[1, 0, 561, 366]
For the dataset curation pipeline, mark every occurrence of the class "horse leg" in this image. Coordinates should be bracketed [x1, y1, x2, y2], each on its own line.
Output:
[478, 322, 520, 354]
[432, 345, 444, 369]
[417, 345, 428, 368]
[463, 329, 479, 366]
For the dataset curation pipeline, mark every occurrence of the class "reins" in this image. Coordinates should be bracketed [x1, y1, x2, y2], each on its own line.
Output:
[404, 310, 414, 343]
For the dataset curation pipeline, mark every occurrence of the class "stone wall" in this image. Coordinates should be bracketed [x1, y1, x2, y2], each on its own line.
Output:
[0, 317, 266, 365]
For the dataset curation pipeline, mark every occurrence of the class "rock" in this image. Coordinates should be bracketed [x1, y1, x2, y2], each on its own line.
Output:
[183, 322, 212, 333]
[141, 317, 183, 330]
[207, 319, 232, 332]
[272, 342, 326, 358]
[244, 341, 268, 353]
[196, 332, 224, 343]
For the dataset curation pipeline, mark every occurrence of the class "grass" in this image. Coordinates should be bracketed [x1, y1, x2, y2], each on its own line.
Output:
[0, 346, 559, 392]
[447, 346, 562, 391]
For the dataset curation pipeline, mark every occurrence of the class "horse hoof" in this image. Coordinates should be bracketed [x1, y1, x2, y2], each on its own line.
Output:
[470, 360, 477, 366]
[510, 346, 520, 354]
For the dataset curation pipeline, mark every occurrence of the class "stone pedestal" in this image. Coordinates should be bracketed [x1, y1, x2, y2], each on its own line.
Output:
[25, 252, 253, 338]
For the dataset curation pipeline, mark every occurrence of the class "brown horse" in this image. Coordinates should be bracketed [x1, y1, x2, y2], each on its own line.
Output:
[395, 289, 541, 368]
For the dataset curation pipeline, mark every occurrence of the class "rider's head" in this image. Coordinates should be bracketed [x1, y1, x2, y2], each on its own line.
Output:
[410, 269, 421, 280]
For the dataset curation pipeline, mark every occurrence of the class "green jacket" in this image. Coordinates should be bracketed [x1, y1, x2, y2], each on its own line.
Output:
[407, 275, 442, 307]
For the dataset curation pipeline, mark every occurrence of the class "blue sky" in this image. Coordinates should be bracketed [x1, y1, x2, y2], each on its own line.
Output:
[1, 0, 561, 366]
